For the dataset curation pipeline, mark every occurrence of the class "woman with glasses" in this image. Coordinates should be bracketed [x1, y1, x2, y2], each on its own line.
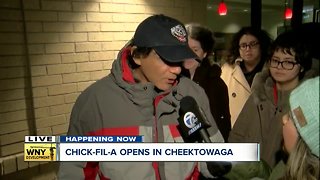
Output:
[221, 27, 272, 127]
[228, 30, 317, 170]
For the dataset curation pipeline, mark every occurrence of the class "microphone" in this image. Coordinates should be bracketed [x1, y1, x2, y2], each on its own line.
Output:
[178, 96, 232, 177]
[178, 96, 211, 143]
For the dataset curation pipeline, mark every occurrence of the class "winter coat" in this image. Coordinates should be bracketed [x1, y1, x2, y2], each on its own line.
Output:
[228, 68, 317, 168]
[193, 59, 231, 141]
[221, 59, 251, 127]
[268, 160, 285, 180]
[223, 160, 271, 180]
[58, 46, 224, 180]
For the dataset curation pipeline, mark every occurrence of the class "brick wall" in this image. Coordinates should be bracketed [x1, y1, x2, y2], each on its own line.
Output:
[0, 0, 206, 178]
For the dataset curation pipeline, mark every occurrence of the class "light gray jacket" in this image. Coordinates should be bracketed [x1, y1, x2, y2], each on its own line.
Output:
[58, 46, 224, 180]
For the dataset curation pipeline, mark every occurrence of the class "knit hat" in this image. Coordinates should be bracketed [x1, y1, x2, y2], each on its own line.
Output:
[289, 76, 319, 157]
[133, 14, 197, 62]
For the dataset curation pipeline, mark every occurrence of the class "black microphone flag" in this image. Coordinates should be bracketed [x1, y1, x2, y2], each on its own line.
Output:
[178, 96, 211, 143]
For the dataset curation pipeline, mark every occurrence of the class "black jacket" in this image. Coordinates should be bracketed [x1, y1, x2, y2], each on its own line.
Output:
[191, 59, 231, 141]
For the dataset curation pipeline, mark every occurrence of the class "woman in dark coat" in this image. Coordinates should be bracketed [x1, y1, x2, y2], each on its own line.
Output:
[183, 23, 231, 141]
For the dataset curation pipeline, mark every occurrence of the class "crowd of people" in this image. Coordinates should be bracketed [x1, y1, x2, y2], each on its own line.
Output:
[58, 14, 319, 179]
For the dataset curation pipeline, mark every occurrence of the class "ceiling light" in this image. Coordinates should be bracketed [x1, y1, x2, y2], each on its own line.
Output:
[218, 0, 227, 16]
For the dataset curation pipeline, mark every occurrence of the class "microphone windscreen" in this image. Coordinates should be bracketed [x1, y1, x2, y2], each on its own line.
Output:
[180, 96, 196, 114]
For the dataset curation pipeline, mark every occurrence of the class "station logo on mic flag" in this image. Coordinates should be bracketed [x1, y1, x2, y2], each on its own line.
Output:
[184, 112, 202, 135]
[184, 112, 197, 128]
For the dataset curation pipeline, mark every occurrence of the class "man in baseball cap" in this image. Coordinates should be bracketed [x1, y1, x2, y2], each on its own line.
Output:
[59, 14, 224, 179]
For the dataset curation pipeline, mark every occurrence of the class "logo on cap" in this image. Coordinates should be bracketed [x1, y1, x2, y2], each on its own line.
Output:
[293, 106, 307, 127]
[171, 25, 187, 42]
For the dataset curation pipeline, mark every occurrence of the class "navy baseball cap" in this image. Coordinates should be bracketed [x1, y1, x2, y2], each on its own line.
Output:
[133, 14, 197, 63]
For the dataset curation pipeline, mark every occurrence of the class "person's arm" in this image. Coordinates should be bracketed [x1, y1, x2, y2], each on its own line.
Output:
[202, 94, 258, 178]
[196, 90, 229, 178]
[58, 103, 88, 179]
[58, 91, 101, 179]
[223, 95, 272, 179]
[228, 95, 260, 143]
[199, 89, 224, 143]
[223, 161, 271, 179]
[206, 74, 231, 141]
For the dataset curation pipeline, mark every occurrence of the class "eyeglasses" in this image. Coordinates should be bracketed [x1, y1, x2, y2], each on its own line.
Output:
[239, 41, 259, 50]
[269, 59, 299, 70]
